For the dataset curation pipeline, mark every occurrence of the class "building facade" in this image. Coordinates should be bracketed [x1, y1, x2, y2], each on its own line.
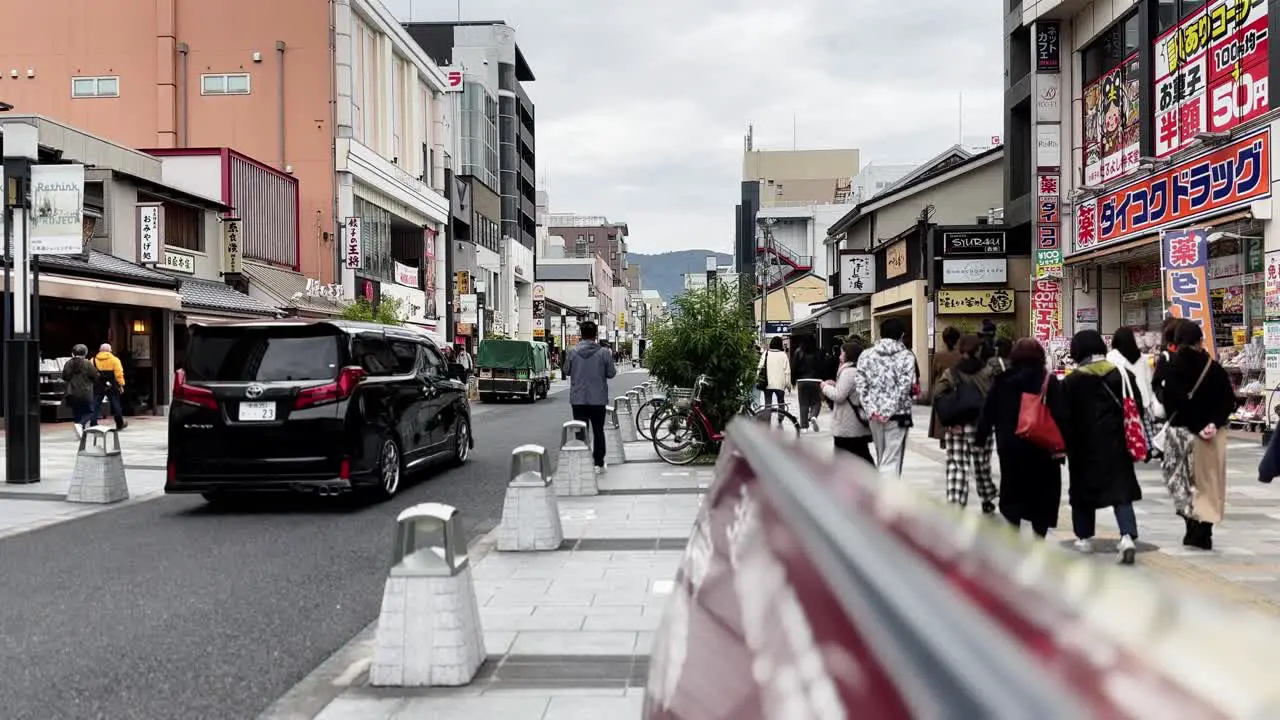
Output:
[1005, 0, 1278, 396]
[543, 214, 630, 289]
[404, 20, 537, 342]
[0, 0, 452, 335]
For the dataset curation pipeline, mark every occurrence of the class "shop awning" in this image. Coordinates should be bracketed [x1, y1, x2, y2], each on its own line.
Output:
[27, 274, 182, 310]
[1064, 209, 1253, 265]
[179, 277, 281, 318]
[242, 261, 345, 316]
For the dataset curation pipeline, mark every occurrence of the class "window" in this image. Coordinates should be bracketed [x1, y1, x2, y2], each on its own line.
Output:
[184, 327, 342, 382]
[388, 340, 419, 375]
[71, 76, 118, 98]
[419, 344, 446, 378]
[352, 27, 365, 142]
[163, 202, 205, 252]
[352, 336, 415, 376]
[1081, 11, 1140, 186]
[201, 74, 251, 95]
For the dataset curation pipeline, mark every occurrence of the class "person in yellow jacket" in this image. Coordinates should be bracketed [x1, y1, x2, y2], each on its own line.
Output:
[92, 343, 127, 430]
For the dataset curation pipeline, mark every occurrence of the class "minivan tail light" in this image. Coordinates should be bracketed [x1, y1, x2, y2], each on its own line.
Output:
[339, 457, 351, 480]
[295, 366, 366, 410]
[173, 369, 217, 410]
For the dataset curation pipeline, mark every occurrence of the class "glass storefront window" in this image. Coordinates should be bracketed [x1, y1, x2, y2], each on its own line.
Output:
[1120, 259, 1163, 331]
[1207, 226, 1265, 351]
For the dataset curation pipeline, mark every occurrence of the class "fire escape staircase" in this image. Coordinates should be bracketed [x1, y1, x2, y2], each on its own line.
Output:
[755, 236, 813, 291]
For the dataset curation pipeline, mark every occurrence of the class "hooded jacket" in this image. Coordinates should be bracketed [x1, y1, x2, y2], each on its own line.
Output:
[564, 340, 616, 406]
[855, 338, 917, 419]
[821, 361, 871, 438]
[94, 351, 125, 388]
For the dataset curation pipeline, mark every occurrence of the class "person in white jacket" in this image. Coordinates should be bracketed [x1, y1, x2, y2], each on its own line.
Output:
[757, 336, 791, 408]
[821, 340, 873, 463]
[1108, 327, 1157, 419]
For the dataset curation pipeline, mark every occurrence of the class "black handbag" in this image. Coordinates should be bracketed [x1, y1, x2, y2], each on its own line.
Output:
[935, 376, 983, 427]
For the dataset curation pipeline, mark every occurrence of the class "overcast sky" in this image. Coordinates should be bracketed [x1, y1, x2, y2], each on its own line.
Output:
[388, 0, 1004, 255]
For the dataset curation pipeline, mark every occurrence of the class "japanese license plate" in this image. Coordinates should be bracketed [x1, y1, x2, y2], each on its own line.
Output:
[238, 401, 277, 422]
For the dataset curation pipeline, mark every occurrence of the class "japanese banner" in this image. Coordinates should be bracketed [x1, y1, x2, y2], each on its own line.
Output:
[1035, 173, 1063, 280]
[1032, 278, 1062, 343]
[1267, 250, 1280, 317]
[1162, 228, 1217, 357]
[1076, 127, 1270, 251]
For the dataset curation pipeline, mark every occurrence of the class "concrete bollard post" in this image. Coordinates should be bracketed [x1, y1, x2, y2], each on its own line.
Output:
[555, 420, 597, 496]
[603, 406, 626, 466]
[627, 388, 643, 410]
[497, 445, 564, 552]
[615, 395, 638, 443]
[370, 503, 486, 687]
[66, 427, 129, 504]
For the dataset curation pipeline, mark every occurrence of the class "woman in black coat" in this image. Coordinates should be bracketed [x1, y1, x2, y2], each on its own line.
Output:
[975, 338, 1066, 538]
[1061, 330, 1144, 565]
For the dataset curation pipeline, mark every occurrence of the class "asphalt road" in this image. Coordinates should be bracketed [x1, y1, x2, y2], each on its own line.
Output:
[0, 370, 648, 720]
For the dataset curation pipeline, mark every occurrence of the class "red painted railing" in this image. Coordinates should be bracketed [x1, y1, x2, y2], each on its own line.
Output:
[644, 420, 1280, 719]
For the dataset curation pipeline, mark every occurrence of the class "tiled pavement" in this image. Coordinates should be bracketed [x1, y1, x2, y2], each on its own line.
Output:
[304, 454, 704, 720]
[0, 417, 169, 539]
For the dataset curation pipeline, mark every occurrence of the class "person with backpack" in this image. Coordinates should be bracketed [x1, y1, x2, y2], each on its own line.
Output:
[931, 334, 997, 512]
[974, 338, 1066, 538]
[62, 344, 99, 437]
[791, 336, 824, 432]
[821, 340, 872, 463]
[92, 343, 127, 430]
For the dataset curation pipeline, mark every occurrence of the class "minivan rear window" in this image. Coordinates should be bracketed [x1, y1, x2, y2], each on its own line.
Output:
[184, 326, 343, 382]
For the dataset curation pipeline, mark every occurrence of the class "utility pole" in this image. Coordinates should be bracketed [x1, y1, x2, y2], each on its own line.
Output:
[2, 121, 42, 483]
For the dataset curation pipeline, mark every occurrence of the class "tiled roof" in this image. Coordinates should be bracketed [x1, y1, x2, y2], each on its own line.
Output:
[39, 250, 178, 287]
[179, 277, 280, 316]
[241, 261, 345, 315]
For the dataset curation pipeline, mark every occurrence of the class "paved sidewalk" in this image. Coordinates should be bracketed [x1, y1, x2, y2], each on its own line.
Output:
[801, 405, 1280, 613]
[288, 435, 696, 719]
[0, 418, 169, 539]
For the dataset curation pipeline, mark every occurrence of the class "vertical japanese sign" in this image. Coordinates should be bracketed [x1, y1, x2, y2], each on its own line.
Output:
[343, 217, 361, 270]
[222, 217, 243, 275]
[1032, 278, 1062, 343]
[136, 204, 163, 264]
[1036, 21, 1061, 73]
[1162, 228, 1216, 357]
[1266, 250, 1280, 317]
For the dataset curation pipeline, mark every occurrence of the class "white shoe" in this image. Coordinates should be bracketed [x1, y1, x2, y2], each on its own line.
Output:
[811, 420, 820, 433]
[1073, 538, 1094, 554]
[594, 463, 606, 475]
[1118, 535, 1136, 565]
[73, 424, 84, 439]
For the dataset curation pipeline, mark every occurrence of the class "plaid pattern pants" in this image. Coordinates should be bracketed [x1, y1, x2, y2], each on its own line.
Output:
[944, 426, 997, 507]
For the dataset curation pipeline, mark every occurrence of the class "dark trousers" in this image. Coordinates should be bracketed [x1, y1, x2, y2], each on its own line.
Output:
[1072, 503, 1138, 540]
[833, 435, 873, 464]
[1001, 508, 1049, 538]
[68, 397, 94, 429]
[92, 386, 125, 428]
[761, 388, 785, 406]
[571, 404, 608, 467]
[796, 381, 821, 428]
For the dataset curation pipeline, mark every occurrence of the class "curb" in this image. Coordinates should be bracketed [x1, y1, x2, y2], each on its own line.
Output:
[0, 487, 169, 542]
[254, 526, 502, 720]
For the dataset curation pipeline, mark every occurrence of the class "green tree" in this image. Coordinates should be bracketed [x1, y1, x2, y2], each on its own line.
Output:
[340, 296, 405, 325]
[644, 282, 757, 427]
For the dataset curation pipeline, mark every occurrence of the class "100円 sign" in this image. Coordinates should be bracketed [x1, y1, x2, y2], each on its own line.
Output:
[936, 289, 1015, 315]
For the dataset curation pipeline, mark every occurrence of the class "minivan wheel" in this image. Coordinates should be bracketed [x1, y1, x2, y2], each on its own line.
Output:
[452, 417, 471, 466]
[375, 437, 402, 499]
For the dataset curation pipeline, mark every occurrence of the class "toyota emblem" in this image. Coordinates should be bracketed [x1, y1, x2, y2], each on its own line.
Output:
[245, 384, 265, 399]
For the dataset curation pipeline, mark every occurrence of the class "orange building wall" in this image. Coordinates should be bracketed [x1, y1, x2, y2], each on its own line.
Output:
[0, 0, 337, 282]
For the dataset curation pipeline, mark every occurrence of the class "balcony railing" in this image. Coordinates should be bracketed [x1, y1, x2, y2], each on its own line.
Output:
[643, 420, 1280, 718]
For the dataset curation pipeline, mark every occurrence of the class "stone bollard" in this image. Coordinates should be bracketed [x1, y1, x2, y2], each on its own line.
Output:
[628, 388, 643, 410]
[603, 406, 626, 466]
[370, 503, 486, 687]
[497, 445, 564, 552]
[66, 427, 129, 504]
[555, 420, 597, 496]
[616, 395, 638, 443]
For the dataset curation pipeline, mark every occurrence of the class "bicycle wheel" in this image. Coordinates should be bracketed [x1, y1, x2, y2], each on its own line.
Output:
[650, 406, 696, 452]
[635, 398, 665, 441]
[753, 406, 801, 440]
[655, 418, 705, 465]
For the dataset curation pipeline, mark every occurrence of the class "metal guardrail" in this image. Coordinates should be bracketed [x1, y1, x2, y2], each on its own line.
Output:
[646, 419, 1280, 718]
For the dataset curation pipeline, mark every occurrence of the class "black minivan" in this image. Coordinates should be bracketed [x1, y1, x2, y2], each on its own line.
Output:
[165, 319, 472, 503]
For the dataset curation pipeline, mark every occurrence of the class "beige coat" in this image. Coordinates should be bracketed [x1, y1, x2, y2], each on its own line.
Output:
[758, 349, 791, 390]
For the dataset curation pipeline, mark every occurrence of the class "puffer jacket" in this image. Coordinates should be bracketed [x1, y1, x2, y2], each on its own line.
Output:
[855, 338, 917, 419]
[821, 362, 871, 438]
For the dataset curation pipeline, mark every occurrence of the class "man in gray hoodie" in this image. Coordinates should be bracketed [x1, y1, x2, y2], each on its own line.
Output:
[564, 320, 617, 472]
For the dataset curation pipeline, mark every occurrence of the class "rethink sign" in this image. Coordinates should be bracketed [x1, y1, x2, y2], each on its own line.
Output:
[30, 164, 86, 255]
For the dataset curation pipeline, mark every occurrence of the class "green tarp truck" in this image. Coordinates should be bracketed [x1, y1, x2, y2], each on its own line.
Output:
[476, 339, 550, 402]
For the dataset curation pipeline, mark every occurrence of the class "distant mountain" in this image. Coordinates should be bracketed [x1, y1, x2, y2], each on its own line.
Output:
[629, 250, 734, 303]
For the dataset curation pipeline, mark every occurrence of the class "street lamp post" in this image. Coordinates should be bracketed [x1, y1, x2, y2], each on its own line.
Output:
[2, 121, 41, 483]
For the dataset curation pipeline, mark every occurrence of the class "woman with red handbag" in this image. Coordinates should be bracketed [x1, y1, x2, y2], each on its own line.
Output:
[1061, 330, 1145, 565]
[975, 339, 1066, 539]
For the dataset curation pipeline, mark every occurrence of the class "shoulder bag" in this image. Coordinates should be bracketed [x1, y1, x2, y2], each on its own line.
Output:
[1103, 370, 1149, 462]
[1151, 357, 1213, 454]
[1016, 371, 1066, 455]
[935, 371, 984, 427]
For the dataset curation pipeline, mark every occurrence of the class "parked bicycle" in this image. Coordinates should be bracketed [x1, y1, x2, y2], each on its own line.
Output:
[651, 375, 800, 465]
